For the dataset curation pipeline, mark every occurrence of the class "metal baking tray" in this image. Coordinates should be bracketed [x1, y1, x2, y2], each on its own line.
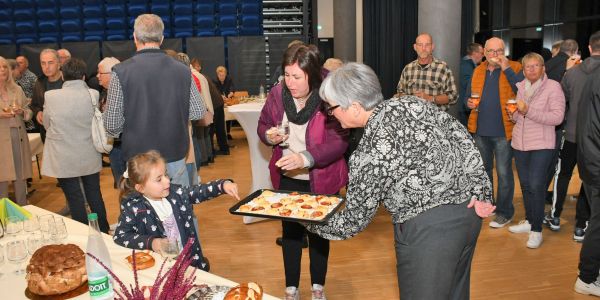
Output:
[229, 189, 345, 224]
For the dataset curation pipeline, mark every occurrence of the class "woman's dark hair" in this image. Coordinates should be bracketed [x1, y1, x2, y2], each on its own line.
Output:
[61, 57, 87, 81]
[281, 44, 322, 91]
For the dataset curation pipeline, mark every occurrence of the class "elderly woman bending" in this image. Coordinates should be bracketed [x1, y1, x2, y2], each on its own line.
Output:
[306, 63, 495, 299]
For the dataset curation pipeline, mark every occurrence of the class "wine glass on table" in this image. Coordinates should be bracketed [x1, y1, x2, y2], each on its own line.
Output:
[7, 239, 28, 275]
[6, 216, 23, 237]
[160, 238, 181, 263]
[24, 216, 40, 233]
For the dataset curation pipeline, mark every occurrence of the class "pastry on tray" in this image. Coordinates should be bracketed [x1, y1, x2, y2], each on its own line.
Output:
[235, 190, 342, 221]
[126, 251, 156, 270]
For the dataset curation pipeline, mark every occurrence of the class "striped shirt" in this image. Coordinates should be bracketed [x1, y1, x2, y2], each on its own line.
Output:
[397, 57, 458, 111]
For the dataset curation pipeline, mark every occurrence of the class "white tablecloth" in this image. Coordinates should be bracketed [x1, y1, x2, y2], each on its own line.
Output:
[0, 205, 279, 300]
[227, 103, 274, 225]
[28, 133, 43, 157]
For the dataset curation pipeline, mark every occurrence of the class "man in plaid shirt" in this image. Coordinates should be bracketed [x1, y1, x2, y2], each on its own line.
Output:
[396, 33, 458, 111]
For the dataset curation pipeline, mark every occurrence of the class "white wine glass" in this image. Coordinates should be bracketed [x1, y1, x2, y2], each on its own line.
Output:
[24, 216, 40, 233]
[7, 239, 28, 275]
[6, 216, 23, 237]
[27, 232, 43, 255]
[52, 218, 68, 241]
[277, 122, 290, 147]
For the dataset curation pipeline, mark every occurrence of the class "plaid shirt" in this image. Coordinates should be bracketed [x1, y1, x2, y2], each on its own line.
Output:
[397, 57, 458, 111]
[103, 72, 205, 137]
[16, 69, 37, 98]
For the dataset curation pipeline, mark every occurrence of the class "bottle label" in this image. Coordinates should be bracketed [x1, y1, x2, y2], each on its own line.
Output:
[88, 275, 112, 298]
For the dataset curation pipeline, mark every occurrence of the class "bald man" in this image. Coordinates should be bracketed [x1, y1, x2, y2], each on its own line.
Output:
[465, 37, 524, 229]
[396, 33, 458, 112]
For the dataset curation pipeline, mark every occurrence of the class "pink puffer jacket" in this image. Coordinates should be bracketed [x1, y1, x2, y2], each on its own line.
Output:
[511, 75, 565, 151]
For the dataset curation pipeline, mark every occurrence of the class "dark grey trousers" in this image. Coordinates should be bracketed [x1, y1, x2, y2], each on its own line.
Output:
[395, 202, 482, 300]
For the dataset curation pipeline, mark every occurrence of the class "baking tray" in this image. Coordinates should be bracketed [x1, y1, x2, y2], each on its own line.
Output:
[229, 189, 345, 224]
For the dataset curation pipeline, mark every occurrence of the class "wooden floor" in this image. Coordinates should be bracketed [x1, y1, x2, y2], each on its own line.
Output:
[26, 127, 594, 299]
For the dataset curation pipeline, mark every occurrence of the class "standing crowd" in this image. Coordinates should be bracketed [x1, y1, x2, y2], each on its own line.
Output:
[0, 12, 599, 299]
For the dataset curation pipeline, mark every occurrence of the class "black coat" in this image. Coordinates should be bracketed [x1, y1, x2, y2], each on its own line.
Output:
[577, 70, 600, 187]
[545, 52, 570, 82]
[113, 180, 227, 270]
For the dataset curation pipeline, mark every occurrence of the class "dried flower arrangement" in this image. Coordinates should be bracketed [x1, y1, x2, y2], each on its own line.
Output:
[87, 238, 198, 300]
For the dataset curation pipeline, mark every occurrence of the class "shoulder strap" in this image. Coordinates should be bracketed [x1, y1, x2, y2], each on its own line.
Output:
[88, 89, 98, 107]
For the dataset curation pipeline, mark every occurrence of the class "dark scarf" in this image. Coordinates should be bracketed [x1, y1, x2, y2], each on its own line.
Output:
[282, 85, 321, 125]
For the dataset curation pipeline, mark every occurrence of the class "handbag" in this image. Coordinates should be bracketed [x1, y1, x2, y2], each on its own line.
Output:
[88, 89, 113, 153]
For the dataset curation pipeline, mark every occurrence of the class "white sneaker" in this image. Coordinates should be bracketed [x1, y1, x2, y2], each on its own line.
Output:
[284, 286, 299, 300]
[526, 231, 543, 249]
[508, 220, 531, 233]
[311, 284, 326, 300]
[574, 277, 600, 296]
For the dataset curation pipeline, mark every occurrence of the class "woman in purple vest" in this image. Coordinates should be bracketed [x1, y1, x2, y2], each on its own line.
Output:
[257, 44, 348, 300]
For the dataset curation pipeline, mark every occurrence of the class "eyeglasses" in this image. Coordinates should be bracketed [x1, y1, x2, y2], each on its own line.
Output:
[486, 49, 505, 55]
[325, 104, 340, 116]
[524, 64, 543, 69]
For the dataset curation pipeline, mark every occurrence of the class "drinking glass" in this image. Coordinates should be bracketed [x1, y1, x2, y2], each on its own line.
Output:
[160, 238, 180, 262]
[52, 218, 68, 241]
[6, 216, 23, 237]
[277, 122, 290, 147]
[506, 99, 517, 114]
[471, 93, 481, 112]
[24, 216, 40, 233]
[27, 232, 43, 255]
[7, 240, 28, 275]
[39, 215, 56, 244]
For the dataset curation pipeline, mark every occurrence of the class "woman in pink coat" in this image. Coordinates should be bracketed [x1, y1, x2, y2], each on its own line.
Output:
[508, 52, 565, 249]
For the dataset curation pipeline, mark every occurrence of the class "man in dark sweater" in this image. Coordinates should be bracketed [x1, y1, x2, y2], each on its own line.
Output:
[30, 49, 64, 143]
[104, 14, 207, 187]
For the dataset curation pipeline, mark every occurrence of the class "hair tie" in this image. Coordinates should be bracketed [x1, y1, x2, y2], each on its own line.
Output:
[122, 169, 129, 179]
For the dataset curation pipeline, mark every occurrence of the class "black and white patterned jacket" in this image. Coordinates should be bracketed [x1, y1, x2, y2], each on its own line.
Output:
[307, 96, 492, 240]
[113, 180, 227, 270]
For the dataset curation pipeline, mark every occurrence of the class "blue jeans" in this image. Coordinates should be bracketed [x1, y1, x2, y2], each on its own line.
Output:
[472, 135, 515, 220]
[166, 158, 189, 187]
[513, 149, 554, 232]
[108, 144, 127, 187]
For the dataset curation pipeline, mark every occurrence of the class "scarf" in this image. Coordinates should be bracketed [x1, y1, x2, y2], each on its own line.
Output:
[524, 75, 543, 103]
[282, 85, 321, 125]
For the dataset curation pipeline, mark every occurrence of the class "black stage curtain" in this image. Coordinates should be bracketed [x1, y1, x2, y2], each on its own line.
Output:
[0, 45, 17, 60]
[20, 43, 60, 77]
[186, 37, 225, 83]
[227, 36, 267, 95]
[363, 0, 418, 98]
[461, 0, 475, 57]
[102, 40, 136, 62]
[62, 41, 100, 77]
[161, 38, 183, 53]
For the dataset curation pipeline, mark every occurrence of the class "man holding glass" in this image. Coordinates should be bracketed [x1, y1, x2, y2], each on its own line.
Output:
[396, 33, 458, 112]
[465, 37, 523, 229]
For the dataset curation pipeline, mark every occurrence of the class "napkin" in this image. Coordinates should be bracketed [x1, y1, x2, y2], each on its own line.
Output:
[0, 197, 32, 224]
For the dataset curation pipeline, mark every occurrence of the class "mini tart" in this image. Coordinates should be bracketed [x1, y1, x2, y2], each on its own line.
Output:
[238, 204, 252, 212]
[261, 190, 275, 197]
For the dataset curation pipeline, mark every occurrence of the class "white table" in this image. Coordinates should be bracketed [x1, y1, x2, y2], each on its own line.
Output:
[0, 205, 279, 300]
[27, 133, 43, 179]
[227, 103, 274, 224]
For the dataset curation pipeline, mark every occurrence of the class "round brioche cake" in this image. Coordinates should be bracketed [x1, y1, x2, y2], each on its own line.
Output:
[26, 244, 88, 296]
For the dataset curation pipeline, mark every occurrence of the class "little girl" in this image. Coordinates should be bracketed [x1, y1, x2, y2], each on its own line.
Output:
[113, 150, 239, 270]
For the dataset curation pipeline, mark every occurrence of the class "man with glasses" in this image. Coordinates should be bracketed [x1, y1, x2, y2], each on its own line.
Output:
[465, 37, 523, 229]
[396, 33, 457, 112]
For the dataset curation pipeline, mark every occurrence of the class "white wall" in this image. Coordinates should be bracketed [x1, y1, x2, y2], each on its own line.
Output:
[318, 0, 334, 38]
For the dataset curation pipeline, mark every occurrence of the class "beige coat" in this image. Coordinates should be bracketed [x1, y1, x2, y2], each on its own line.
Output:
[0, 86, 32, 182]
[41, 80, 102, 178]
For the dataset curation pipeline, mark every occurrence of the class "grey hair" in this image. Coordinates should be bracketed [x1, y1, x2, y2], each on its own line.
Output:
[40, 48, 59, 60]
[6, 58, 17, 70]
[134, 14, 164, 44]
[175, 52, 190, 65]
[98, 57, 120, 73]
[319, 62, 384, 111]
[560, 39, 579, 55]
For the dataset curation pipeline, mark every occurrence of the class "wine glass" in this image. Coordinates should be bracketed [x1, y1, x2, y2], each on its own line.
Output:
[6, 216, 23, 237]
[27, 232, 43, 255]
[39, 215, 56, 244]
[277, 122, 290, 147]
[52, 218, 68, 241]
[160, 238, 180, 262]
[24, 216, 40, 233]
[7, 239, 28, 275]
